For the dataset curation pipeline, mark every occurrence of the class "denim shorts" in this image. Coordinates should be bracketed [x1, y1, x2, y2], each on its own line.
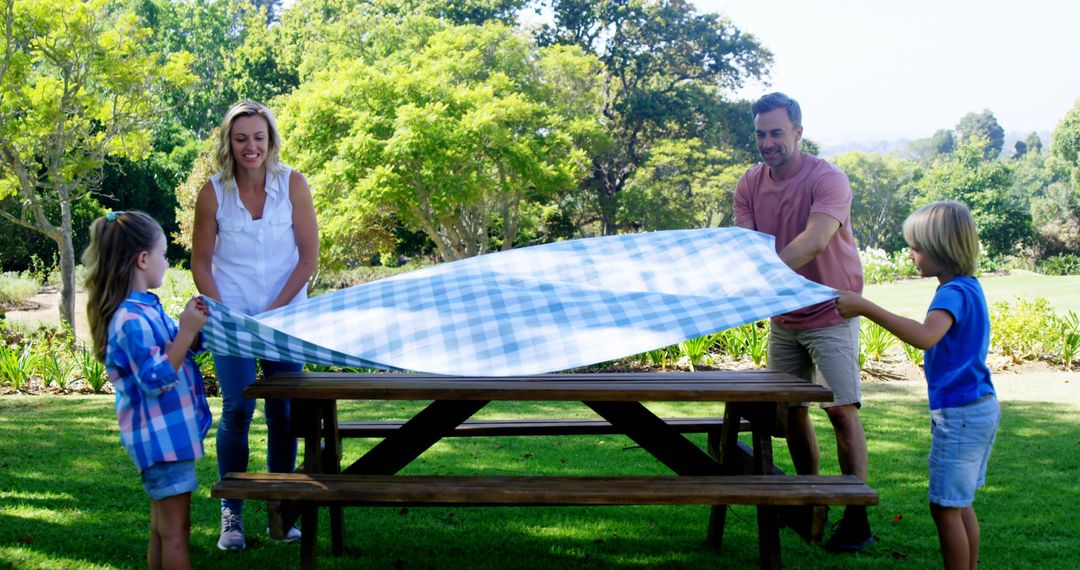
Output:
[141, 460, 197, 501]
[928, 394, 1000, 507]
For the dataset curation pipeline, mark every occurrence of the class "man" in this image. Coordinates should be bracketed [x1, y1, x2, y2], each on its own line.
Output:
[734, 92, 873, 552]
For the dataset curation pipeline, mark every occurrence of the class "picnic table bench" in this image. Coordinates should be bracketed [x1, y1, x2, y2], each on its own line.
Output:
[212, 371, 878, 569]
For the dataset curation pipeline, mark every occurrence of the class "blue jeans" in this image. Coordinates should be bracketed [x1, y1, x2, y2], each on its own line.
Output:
[142, 460, 197, 501]
[215, 354, 302, 512]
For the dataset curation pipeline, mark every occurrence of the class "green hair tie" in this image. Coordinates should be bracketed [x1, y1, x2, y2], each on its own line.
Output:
[105, 211, 126, 222]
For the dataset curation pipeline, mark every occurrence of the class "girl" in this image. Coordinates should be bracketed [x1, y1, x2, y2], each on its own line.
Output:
[84, 210, 212, 570]
[835, 201, 999, 570]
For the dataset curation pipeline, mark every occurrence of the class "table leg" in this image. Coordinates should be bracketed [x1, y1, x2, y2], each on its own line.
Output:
[707, 402, 747, 549]
[744, 403, 777, 476]
[757, 505, 782, 570]
[321, 402, 345, 556]
[301, 501, 319, 570]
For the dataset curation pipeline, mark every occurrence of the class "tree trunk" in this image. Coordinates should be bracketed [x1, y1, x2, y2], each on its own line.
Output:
[56, 202, 77, 329]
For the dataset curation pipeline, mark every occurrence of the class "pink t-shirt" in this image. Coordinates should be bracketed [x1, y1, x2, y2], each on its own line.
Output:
[734, 154, 863, 330]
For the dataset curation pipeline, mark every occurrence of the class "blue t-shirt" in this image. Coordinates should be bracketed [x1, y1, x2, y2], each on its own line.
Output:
[924, 276, 995, 409]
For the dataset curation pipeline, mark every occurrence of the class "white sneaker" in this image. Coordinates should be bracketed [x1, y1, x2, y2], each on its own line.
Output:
[217, 507, 246, 551]
[267, 525, 301, 543]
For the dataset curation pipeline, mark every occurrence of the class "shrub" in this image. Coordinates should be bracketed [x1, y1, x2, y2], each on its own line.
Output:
[990, 298, 1061, 362]
[859, 247, 917, 284]
[1038, 253, 1080, 276]
[0, 272, 40, 305]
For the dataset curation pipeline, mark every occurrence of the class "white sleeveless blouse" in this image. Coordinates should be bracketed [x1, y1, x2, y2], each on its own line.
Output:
[210, 166, 307, 316]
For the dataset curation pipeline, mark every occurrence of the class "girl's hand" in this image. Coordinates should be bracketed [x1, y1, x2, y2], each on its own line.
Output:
[179, 297, 210, 333]
[833, 290, 866, 319]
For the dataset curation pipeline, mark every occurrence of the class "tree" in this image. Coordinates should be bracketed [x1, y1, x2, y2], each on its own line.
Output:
[1051, 97, 1080, 182]
[274, 22, 602, 262]
[536, 0, 771, 234]
[930, 128, 955, 157]
[833, 152, 920, 252]
[617, 139, 745, 231]
[0, 0, 194, 327]
[1012, 139, 1028, 160]
[915, 138, 1031, 257]
[956, 109, 1005, 160]
[1025, 131, 1043, 156]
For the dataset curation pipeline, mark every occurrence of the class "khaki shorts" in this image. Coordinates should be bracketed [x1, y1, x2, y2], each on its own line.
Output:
[768, 318, 861, 408]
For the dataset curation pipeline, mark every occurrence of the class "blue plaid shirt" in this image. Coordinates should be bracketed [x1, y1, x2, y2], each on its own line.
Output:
[106, 291, 212, 472]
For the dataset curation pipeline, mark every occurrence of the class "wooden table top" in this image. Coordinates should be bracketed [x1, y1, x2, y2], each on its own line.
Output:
[245, 370, 834, 403]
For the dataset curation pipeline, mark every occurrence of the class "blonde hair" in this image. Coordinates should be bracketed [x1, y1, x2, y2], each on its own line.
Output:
[902, 201, 980, 277]
[214, 100, 285, 191]
[82, 211, 163, 363]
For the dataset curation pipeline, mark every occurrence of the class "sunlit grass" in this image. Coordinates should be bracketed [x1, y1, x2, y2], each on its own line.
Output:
[1, 390, 1077, 569]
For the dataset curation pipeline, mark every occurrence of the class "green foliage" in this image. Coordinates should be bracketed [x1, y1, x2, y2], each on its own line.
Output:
[1050, 97, 1080, 174]
[675, 335, 713, 371]
[0, 0, 196, 327]
[617, 139, 746, 231]
[915, 138, 1032, 257]
[156, 268, 200, 318]
[901, 341, 924, 366]
[1038, 253, 1080, 276]
[0, 342, 35, 391]
[37, 348, 78, 391]
[537, 0, 771, 234]
[277, 21, 602, 262]
[859, 247, 918, 284]
[989, 297, 1060, 363]
[717, 321, 769, 367]
[311, 260, 434, 294]
[76, 345, 109, 393]
[833, 152, 920, 252]
[1056, 310, 1080, 370]
[0, 272, 39, 305]
[860, 320, 897, 363]
[956, 109, 1005, 160]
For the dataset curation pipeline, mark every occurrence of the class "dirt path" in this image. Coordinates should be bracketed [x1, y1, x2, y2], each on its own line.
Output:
[3, 286, 91, 342]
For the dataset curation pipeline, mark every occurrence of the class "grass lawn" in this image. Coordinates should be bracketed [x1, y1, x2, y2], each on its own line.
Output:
[864, 271, 1080, 318]
[2, 385, 1078, 569]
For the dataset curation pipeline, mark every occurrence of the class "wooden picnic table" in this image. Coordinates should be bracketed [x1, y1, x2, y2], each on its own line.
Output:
[214, 370, 878, 569]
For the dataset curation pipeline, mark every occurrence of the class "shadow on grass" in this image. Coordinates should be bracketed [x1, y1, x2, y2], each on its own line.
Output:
[1, 393, 1077, 569]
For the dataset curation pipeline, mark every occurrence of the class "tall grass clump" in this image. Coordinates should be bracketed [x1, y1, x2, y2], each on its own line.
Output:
[0, 271, 40, 305]
[860, 320, 898, 363]
[1055, 310, 1080, 370]
[0, 343, 36, 390]
[76, 345, 109, 392]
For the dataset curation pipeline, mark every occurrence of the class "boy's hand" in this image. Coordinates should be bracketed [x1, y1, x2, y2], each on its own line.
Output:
[179, 297, 210, 333]
[833, 290, 866, 319]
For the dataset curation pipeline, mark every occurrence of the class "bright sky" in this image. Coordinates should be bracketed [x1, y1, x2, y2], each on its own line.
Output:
[695, 0, 1080, 144]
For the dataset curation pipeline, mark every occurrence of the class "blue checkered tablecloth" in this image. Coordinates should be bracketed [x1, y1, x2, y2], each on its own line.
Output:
[200, 228, 838, 376]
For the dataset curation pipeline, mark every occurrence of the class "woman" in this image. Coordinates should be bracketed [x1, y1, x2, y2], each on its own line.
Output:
[191, 100, 318, 552]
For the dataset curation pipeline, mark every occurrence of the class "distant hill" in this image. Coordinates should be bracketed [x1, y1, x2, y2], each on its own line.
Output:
[818, 130, 1052, 159]
[818, 139, 912, 158]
